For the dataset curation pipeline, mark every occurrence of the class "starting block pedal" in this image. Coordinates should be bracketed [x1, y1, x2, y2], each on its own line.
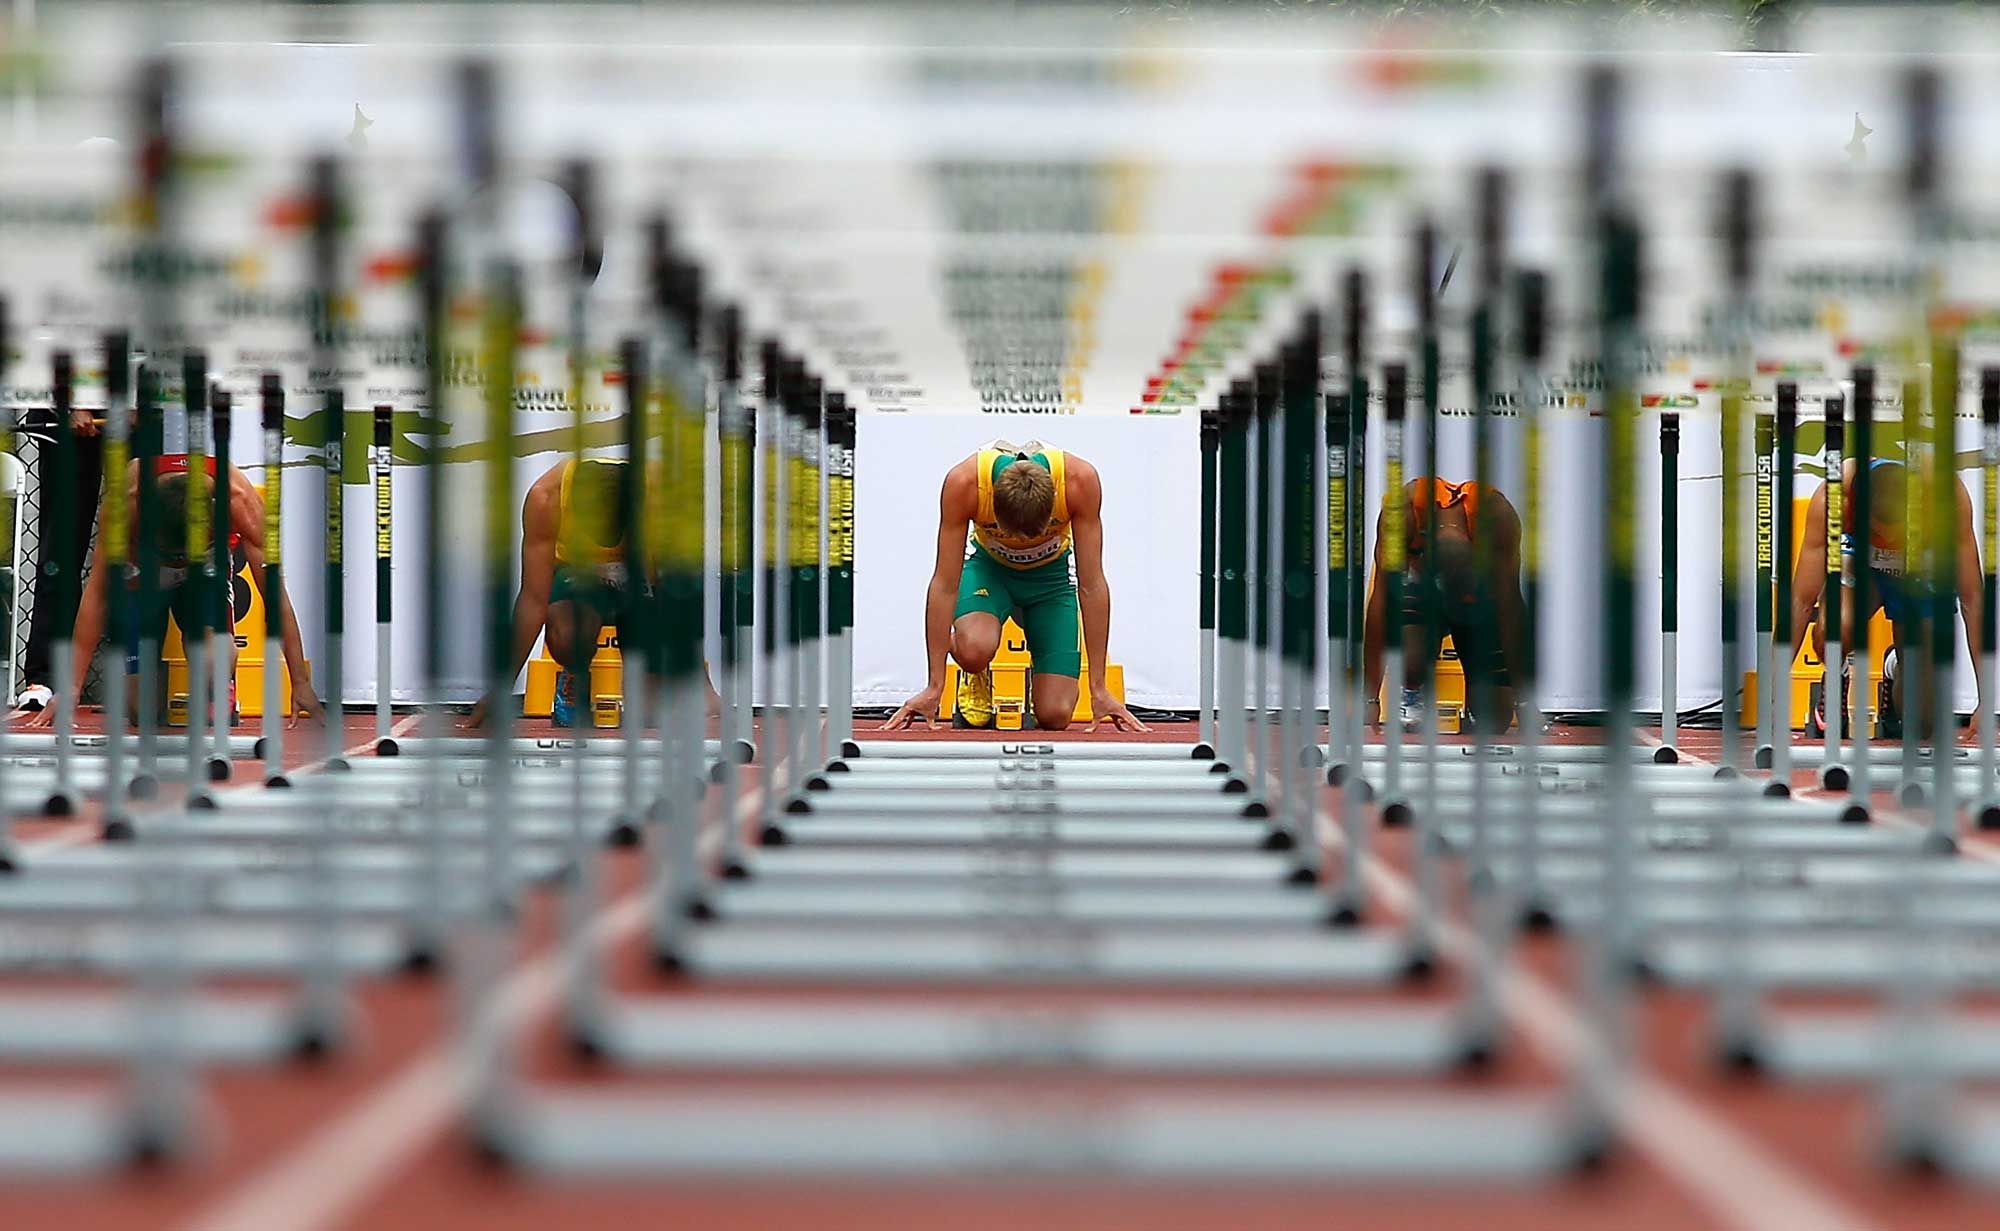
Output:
[525, 626, 624, 719]
[1377, 636, 1466, 735]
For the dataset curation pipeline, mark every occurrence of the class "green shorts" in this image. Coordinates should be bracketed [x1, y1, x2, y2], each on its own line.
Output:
[550, 561, 634, 624]
[954, 548, 1081, 679]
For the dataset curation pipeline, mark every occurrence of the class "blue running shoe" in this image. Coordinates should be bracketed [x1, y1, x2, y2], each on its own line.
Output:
[551, 670, 579, 728]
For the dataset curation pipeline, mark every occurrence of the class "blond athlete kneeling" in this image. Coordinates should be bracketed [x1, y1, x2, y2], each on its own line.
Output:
[886, 441, 1146, 733]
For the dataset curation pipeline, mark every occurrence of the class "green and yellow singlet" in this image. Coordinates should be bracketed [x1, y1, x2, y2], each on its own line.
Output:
[970, 440, 1072, 569]
[554, 457, 627, 568]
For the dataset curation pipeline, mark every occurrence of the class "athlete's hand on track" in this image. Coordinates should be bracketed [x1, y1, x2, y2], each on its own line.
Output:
[21, 701, 58, 730]
[884, 686, 943, 730]
[1365, 698, 1383, 730]
[463, 695, 491, 730]
[287, 685, 325, 728]
[1089, 691, 1150, 733]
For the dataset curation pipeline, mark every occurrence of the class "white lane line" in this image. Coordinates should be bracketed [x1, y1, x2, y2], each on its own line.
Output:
[180, 779, 759, 1231]
[1335, 735, 1879, 1231]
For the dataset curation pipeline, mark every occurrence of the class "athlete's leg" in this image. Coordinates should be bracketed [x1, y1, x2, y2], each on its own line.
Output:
[1399, 572, 1445, 691]
[544, 600, 605, 672]
[1032, 673, 1079, 731]
[1450, 602, 1515, 734]
[1011, 559, 1082, 730]
[951, 551, 1012, 675]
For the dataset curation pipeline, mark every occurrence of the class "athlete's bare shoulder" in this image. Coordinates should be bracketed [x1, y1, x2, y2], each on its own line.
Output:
[1062, 454, 1102, 510]
[522, 471, 562, 530]
[941, 454, 980, 510]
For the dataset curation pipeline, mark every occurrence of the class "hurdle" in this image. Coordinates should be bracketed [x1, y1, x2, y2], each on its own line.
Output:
[1850, 365, 1879, 801]
[1982, 368, 2000, 830]
[374, 404, 395, 753]
[1765, 382, 1799, 796]
[1324, 268, 1369, 921]
[178, 351, 212, 788]
[38, 350, 82, 816]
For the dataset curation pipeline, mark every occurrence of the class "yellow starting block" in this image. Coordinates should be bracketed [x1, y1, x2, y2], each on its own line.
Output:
[1375, 634, 1467, 735]
[1736, 492, 1899, 733]
[162, 565, 299, 723]
[524, 625, 625, 727]
[938, 616, 1126, 729]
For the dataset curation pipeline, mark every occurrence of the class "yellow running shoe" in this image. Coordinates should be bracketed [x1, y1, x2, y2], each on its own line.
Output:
[955, 666, 995, 729]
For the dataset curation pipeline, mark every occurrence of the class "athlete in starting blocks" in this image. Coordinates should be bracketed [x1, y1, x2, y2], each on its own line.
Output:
[886, 440, 1146, 733]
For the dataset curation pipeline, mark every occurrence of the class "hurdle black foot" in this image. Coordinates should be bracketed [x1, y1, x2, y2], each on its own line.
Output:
[42, 793, 74, 818]
[824, 759, 849, 773]
[102, 817, 134, 843]
[1190, 743, 1215, 760]
[190, 793, 218, 811]
[652, 947, 686, 976]
[206, 757, 231, 782]
[605, 819, 641, 847]
[0, 854, 16, 875]
[1980, 805, 2000, 831]
[1625, 955, 1660, 984]
[1652, 745, 1678, 765]
[1754, 744, 1774, 769]
[1221, 777, 1248, 795]
[721, 860, 751, 880]
[1399, 947, 1437, 982]
[1519, 902, 1559, 934]
[1284, 863, 1318, 886]
[1922, 830, 1958, 856]
[569, 1030, 605, 1064]
[685, 897, 716, 922]
[1761, 781, 1790, 798]
[1568, 1126, 1615, 1177]
[471, 1130, 514, 1172]
[708, 760, 729, 784]
[784, 797, 812, 815]
[1712, 765, 1738, 782]
[837, 739, 860, 759]
[265, 774, 291, 789]
[760, 824, 789, 845]
[376, 737, 401, 757]
[323, 757, 351, 773]
[1454, 1035, 1498, 1074]
[1259, 828, 1294, 852]
[1240, 800, 1269, 819]
[1381, 800, 1413, 828]
[253, 736, 267, 760]
[1840, 803, 1870, 826]
[1352, 778, 1375, 804]
[1326, 762, 1347, 786]
[400, 945, 440, 975]
[1821, 764, 1850, 792]
[1900, 782, 1928, 808]
[1716, 1037, 1764, 1077]
[1207, 761, 1232, 775]
[125, 1128, 175, 1170]
[1325, 902, 1362, 928]
[1890, 1138, 1946, 1179]
[1298, 745, 1324, 769]
[804, 774, 830, 792]
[127, 774, 158, 801]
[291, 1024, 335, 1063]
